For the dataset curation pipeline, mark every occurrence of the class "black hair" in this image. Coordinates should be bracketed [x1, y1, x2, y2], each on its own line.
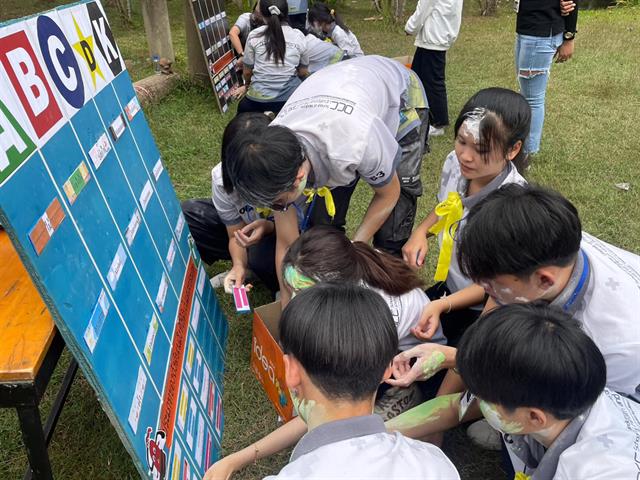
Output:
[283, 226, 423, 295]
[454, 87, 530, 167]
[457, 183, 582, 281]
[225, 124, 304, 206]
[279, 283, 398, 401]
[220, 113, 272, 193]
[308, 2, 350, 33]
[258, 0, 289, 64]
[457, 303, 606, 419]
[249, 2, 264, 30]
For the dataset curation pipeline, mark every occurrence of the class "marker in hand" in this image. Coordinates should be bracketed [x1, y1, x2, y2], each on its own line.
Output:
[232, 285, 251, 313]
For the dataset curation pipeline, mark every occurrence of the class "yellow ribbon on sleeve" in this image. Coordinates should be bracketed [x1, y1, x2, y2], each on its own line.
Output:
[514, 473, 531, 480]
[428, 191, 464, 282]
[303, 186, 335, 220]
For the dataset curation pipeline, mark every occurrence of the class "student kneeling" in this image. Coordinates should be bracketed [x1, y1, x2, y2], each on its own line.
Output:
[206, 283, 459, 479]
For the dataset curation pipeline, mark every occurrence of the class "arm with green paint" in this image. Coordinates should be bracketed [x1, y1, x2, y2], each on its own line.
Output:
[203, 416, 307, 480]
[386, 343, 457, 388]
[385, 393, 481, 439]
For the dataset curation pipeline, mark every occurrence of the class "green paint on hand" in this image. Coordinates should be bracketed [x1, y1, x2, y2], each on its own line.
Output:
[421, 350, 446, 379]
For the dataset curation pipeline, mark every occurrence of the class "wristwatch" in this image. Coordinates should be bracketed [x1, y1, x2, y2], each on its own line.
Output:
[563, 31, 576, 41]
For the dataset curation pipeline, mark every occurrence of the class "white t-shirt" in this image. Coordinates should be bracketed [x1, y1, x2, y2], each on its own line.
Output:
[550, 233, 640, 397]
[305, 34, 344, 73]
[244, 25, 309, 101]
[233, 12, 252, 48]
[264, 415, 460, 479]
[506, 389, 640, 480]
[436, 151, 527, 296]
[329, 24, 364, 57]
[272, 55, 425, 190]
[211, 164, 268, 225]
[371, 286, 447, 350]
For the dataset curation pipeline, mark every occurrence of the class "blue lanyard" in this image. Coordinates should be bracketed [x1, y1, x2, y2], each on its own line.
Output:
[297, 194, 317, 232]
[563, 249, 590, 312]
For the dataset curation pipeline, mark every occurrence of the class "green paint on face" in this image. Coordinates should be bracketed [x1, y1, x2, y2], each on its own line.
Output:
[284, 265, 316, 292]
[290, 390, 316, 423]
[385, 393, 461, 431]
[479, 400, 524, 434]
[421, 351, 446, 379]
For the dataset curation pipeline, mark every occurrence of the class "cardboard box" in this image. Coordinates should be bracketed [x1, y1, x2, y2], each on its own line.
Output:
[251, 301, 295, 421]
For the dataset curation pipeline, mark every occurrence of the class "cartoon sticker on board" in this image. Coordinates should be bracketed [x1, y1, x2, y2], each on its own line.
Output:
[145, 427, 167, 480]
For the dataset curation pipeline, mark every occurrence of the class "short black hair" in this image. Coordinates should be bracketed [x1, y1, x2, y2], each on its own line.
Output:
[220, 113, 272, 193]
[457, 303, 606, 419]
[457, 183, 582, 281]
[279, 283, 398, 401]
[454, 87, 530, 167]
[225, 124, 304, 207]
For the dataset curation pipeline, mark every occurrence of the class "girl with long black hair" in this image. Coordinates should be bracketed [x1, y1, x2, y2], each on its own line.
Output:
[238, 0, 309, 114]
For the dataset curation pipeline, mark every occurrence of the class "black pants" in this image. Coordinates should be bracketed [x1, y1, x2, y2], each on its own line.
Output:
[310, 109, 429, 256]
[425, 282, 482, 347]
[288, 13, 307, 32]
[181, 199, 279, 294]
[237, 97, 287, 115]
[412, 48, 449, 128]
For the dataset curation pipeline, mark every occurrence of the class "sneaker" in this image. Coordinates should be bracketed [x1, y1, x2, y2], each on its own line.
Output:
[374, 384, 423, 421]
[466, 419, 503, 451]
[428, 125, 446, 137]
[210, 270, 229, 289]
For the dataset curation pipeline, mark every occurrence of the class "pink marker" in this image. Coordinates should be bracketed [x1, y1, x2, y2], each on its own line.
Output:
[232, 285, 251, 313]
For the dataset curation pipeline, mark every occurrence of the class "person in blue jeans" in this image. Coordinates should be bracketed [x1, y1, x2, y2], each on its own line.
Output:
[515, 0, 578, 158]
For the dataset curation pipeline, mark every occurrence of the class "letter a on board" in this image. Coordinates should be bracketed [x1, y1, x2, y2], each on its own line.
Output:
[0, 30, 63, 138]
[87, 2, 122, 76]
[0, 99, 36, 186]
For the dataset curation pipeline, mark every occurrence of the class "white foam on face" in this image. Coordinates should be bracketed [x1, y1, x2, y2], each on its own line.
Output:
[462, 107, 487, 144]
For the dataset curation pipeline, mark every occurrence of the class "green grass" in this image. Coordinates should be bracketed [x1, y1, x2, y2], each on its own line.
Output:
[1, 0, 639, 479]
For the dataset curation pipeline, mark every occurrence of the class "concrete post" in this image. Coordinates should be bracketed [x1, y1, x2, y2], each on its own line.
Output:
[140, 0, 175, 63]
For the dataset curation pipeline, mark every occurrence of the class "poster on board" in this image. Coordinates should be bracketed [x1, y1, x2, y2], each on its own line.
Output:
[0, 1, 228, 477]
[187, 0, 242, 113]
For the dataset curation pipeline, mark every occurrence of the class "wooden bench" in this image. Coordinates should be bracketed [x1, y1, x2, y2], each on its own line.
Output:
[0, 229, 78, 480]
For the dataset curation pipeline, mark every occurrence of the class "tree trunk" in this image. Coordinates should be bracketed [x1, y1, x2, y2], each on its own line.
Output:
[134, 73, 180, 108]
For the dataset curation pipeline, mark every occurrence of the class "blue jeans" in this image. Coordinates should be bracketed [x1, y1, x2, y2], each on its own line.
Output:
[515, 33, 564, 154]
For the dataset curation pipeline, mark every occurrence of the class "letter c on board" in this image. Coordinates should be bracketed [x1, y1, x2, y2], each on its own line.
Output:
[37, 15, 85, 109]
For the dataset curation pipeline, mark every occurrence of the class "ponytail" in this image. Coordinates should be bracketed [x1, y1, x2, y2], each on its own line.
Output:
[283, 227, 423, 296]
[308, 2, 350, 33]
[259, 0, 288, 64]
[351, 242, 423, 295]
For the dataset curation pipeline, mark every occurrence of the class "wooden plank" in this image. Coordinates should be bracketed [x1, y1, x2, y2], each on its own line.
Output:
[0, 230, 55, 382]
